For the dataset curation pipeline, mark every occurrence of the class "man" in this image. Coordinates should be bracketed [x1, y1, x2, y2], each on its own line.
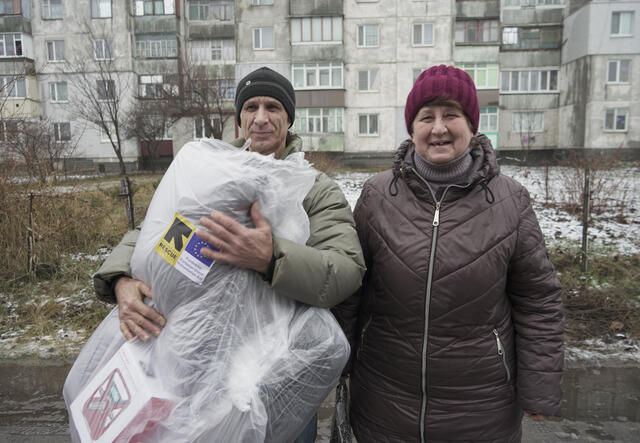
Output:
[93, 66, 365, 442]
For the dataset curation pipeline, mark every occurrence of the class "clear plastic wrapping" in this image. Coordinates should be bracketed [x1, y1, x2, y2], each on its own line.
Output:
[64, 139, 350, 442]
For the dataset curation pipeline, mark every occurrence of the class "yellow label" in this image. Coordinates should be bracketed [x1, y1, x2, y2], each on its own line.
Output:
[154, 213, 195, 266]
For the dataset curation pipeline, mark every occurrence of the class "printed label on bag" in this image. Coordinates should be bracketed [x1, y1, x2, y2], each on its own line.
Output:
[154, 213, 217, 284]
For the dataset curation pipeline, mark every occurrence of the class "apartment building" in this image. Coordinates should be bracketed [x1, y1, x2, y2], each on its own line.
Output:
[0, 0, 637, 172]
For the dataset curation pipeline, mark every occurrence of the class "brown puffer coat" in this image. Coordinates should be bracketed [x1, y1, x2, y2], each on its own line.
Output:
[332, 136, 563, 443]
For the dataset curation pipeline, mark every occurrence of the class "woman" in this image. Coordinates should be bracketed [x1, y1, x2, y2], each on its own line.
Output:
[333, 65, 564, 442]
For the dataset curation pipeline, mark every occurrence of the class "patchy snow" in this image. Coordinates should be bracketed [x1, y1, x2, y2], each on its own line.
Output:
[1, 166, 638, 361]
[333, 165, 640, 255]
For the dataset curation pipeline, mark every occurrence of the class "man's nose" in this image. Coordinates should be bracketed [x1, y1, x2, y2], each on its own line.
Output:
[254, 105, 269, 124]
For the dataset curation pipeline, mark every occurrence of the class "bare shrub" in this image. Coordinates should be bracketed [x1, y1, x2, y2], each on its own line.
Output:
[305, 151, 342, 175]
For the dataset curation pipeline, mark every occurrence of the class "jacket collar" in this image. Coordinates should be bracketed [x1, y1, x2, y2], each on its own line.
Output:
[390, 134, 499, 201]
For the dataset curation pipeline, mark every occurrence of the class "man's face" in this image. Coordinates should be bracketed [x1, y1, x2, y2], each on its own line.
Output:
[240, 96, 290, 157]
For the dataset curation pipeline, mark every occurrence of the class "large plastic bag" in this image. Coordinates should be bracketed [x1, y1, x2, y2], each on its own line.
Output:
[64, 139, 350, 442]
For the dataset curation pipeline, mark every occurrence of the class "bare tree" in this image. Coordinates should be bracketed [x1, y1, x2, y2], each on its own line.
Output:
[64, 26, 134, 176]
[2, 118, 79, 185]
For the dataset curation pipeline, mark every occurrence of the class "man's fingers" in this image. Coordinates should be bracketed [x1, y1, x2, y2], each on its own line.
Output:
[207, 211, 244, 236]
[250, 202, 269, 229]
[139, 304, 166, 329]
[119, 322, 134, 341]
[137, 280, 153, 299]
[126, 319, 151, 342]
[196, 228, 228, 254]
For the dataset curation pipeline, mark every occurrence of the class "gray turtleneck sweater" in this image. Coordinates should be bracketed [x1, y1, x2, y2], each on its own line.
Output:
[413, 146, 475, 199]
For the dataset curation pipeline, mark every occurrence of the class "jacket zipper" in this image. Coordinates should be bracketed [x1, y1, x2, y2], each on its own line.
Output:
[408, 168, 471, 443]
[493, 328, 511, 382]
[357, 315, 372, 360]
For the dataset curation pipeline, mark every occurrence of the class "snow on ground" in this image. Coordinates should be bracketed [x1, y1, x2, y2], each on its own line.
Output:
[333, 164, 640, 255]
[1, 166, 638, 361]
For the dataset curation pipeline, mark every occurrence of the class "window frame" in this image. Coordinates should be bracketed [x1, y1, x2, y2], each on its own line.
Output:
[134, 0, 175, 16]
[41, 0, 63, 20]
[607, 59, 631, 84]
[500, 69, 559, 93]
[53, 122, 71, 142]
[49, 81, 68, 103]
[193, 115, 222, 139]
[253, 27, 274, 50]
[135, 36, 178, 58]
[357, 24, 380, 48]
[512, 111, 544, 133]
[46, 40, 65, 62]
[188, 0, 233, 21]
[358, 113, 379, 136]
[0, 75, 27, 98]
[96, 79, 116, 101]
[291, 16, 342, 44]
[502, 26, 562, 50]
[611, 11, 634, 36]
[412, 23, 434, 47]
[456, 63, 499, 89]
[293, 107, 344, 134]
[292, 61, 343, 90]
[455, 19, 499, 44]
[91, 0, 112, 19]
[357, 69, 378, 92]
[0, 33, 23, 58]
[93, 38, 114, 61]
[251, 0, 273, 5]
[479, 106, 498, 132]
[604, 108, 628, 132]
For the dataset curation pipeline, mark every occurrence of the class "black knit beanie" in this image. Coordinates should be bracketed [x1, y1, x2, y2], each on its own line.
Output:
[235, 67, 296, 128]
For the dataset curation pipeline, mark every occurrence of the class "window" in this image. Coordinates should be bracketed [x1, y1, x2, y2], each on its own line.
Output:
[501, 69, 558, 92]
[292, 62, 343, 89]
[291, 17, 342, 44]
[0, 0, 15, 15]
[413, 68, 426, 83]
[53, 122, 71, 142]
[194, 116, 222, 139]
[141, 116, 173, 139]
[101, 121, 116, 142]
[611, 11, 634, 36]
[357, 24, 379, 47]
[188, 0, 234, 21]
[502, 26, 562, 49]
[607, 60, 631, 83]
[513, 112, 543, 132]
[91, 0, 111, 18]
[358, 114, 378, 136]
[358, 69, 378, 92]
[47, 40, 65, 62]
[49, 81, 68, 102]
[251, 0, 273, 4]
[138, 75, 178, 98]
[413, 23, 434, 46]
[604, 108, 628, 131]
[294, 108, 344, 134]
[97, 79, 115, 101]
[455, 20, 499, 44]
[0, 76, 26, 98]
[456, 63, 499, 89]
[93, 39, 113, 60]
[135, 36, 177, 58]
[503, 0, 563, 6]
[0, 34, 23, 57]
[479, 107, 498, 132]
[0, 120, 19, 142]
[189, 39, 236, 63]
[42, 0, 63, 19]
[134, 0, 175, 16]
[253, 27, 274, 50]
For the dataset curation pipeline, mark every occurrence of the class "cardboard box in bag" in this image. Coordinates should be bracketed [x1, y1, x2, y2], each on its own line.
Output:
[70, 341, 175, 442]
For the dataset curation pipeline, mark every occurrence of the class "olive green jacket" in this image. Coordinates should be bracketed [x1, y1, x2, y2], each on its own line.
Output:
[93, 133, 365, 308]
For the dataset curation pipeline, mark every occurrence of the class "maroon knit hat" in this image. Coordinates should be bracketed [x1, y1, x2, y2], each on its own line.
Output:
[404, 65, 479, 135]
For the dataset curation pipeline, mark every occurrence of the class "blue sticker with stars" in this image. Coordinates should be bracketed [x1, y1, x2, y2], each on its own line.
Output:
[184, 234, 216, 266]
[172, 224, 218, 284]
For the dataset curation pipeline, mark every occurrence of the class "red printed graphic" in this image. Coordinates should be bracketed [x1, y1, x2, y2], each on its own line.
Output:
[82, 368, 131, 440]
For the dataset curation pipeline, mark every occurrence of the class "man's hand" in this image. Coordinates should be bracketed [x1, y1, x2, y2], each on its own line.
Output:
[115, 277, 166, 342]
[197, 202, 273, 274]
[525, 412, 548, 422]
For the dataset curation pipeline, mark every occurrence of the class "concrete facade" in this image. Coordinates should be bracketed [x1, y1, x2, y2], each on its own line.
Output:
[1, 0, 638, 172]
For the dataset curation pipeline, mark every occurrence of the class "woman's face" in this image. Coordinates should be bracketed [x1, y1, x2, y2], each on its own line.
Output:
[411, 103, 473, 164]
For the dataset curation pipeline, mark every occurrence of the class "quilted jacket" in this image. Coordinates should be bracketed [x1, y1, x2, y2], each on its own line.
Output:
[332, 135, 563, 442]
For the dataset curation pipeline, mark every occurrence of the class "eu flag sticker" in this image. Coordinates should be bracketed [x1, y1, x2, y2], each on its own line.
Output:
[174, 232, 218, 284]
